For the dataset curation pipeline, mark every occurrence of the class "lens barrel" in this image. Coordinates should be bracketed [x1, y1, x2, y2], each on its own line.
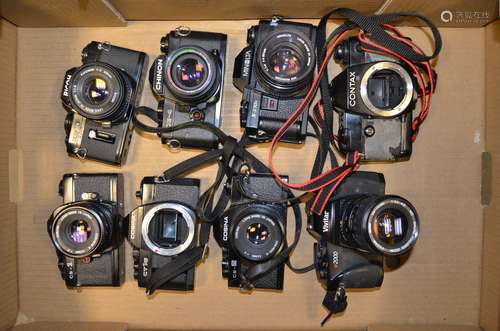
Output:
[338, 195, 419, 255]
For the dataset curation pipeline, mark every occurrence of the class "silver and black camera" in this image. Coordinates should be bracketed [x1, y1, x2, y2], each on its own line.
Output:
[61, 41, 148, 165]
[128, 176, 200, 291]
[47, 173, 125, 288]
[150, 28, 227, 149]
[331, 37, 418, 161]
[233, 18, 316, 143]
[214, 173, 288, 290]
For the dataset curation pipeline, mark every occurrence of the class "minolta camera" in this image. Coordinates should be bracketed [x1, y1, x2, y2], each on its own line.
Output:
[331, 37, 418, 161]
[61, 41, 148, 165]
[150, 28, 227, 149]
[47, 173, 125, 288]
[128, 176, 200, 291]
[310, 171, 420, 314]
[214, 173, 288, 290]
[233, 18, 316, 143]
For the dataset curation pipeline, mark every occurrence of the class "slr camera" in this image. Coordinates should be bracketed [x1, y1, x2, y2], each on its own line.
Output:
[150, 28, 227, 149]
[128, 176, 200, 291]
[47, 173, 125, 288]
[214, 173, 288, 290]
[233, 18, 316, 143]
[61, 41, 148, 165]
[310, 171, 420, 312]
[330, 37, 418, 161]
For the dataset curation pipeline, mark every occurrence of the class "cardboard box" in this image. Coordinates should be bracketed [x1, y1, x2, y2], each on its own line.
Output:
[0, 1, 498, 330]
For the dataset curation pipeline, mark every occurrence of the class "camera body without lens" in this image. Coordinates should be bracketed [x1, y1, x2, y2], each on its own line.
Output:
[47, 173, 125, 288]
[61, 41, 148, 165]
[150, 29, 227, 149]
[214, 173, 287, 290]
[128, 176, 200, 291]
[233, 18, 316, 143]
[331, 37, 417, 161]
[310, 171, 419, 293]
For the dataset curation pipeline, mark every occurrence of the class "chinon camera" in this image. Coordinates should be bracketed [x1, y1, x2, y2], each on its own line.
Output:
[128, 176, 200, 291]
[214, 173, 288, 290]
[233, 18, 316, 143]
[61, 41, 148, 165]
[310, 171, 420, 310]
[330, 37, 418, 161]
[47, 173, 125, 288]
[150, 28, 227, 149]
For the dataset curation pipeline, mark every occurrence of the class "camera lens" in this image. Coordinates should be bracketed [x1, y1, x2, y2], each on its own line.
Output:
[340, 195, 419, 255]
[246, 223, 270, 245]
[51, 203, 113, 258]
[68, 63, 132, 122]
[142, 203, 196, 256]
[360, 62, 414, 117]
[165, 46, 220, 103]
[256, 31, 315, 96]
[231, 207, 284, 262]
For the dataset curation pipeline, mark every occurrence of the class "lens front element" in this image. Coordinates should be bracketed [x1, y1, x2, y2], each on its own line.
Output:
[174, 58, 207, 88]
[83, 77, 111, 105]
[373, 209, 408, 247]
[270, 47, 302, 79]
[246, 223, 270, 245]
[69, 219, 92, 244]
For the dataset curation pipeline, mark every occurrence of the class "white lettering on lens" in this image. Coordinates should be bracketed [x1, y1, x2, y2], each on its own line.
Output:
[155, 58, 164, 92]
[222, 217, 229, 241]
[63, 74, 72, 97]
[348, 71, 356, 107]
[322, 211, 330, 233]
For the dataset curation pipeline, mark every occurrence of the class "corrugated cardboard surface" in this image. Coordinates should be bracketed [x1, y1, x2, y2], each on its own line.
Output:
[368, 325, 482, 331]
[108, 0, 384, 21]
[0, 0, 125, 27]
[14, 21, 485, 330]
[481, 19, 500, 331]
[0, 18, 18, 331]
[11, 322, 127, 331]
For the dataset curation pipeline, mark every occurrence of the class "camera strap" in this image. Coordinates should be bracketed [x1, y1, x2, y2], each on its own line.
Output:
[133, 107, 304, 292]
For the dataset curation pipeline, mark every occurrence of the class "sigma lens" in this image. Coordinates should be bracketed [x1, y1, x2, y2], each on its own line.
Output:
[69, 63, 133, 122]
[340, 195, 419, 255]
[51, 202, 114, 258]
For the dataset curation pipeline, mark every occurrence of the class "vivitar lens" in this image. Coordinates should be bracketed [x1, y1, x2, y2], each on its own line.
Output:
[256, 31, 315, 96]
[232, 207, 284, 262]
[69, 62, 132, 122]
[142, 203, 196, 256]
[165, 46, 220, 103]
[342, 195, 419, 255]
[51, 203, 113, 258]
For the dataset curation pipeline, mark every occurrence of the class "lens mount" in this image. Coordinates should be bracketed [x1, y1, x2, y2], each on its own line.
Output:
[68, 62, 132, 122]
[256, 31, 315, 95]
[51, 204, 112, 258]
[366, 196, 419, 255]
[359, 62, 414, 118]
[230, 205, 284, 262]
[141, 202, 196, 256]
[165, 46, 220, 103]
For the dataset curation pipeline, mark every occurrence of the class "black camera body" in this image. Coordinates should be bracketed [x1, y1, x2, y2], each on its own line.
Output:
[311, 171, 419, 294]
[233, 18, 316, 143]
[47, 173, 125, 288]
[128, 176, 200, 291]
[214, 173, 287, 290]
[331, 37, 417, 161]
[150, 29, 227, 149]
[61, 41, 148, 165]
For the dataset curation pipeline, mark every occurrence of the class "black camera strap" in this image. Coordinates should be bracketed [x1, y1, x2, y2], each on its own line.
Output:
[133, 107, 304, 292]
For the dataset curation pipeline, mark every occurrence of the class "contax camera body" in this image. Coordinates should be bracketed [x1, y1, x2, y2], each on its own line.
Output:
[150, 29, 227, 149]
[311, 171, 419, 304]
[331, 37, 418, 161]
[215, 173, 288, 290]
[233, 18, 316, 143]
[47, 173, 125, 288]
[61, 42, 148, 165]
[128, 177, 200, 291]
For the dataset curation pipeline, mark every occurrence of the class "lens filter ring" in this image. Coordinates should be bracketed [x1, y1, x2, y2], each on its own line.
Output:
[141, 202, 196, 256]
[366, 196, 419, 255]
[69, 62, 132, 121]
[52, 205, 105, 258]
[165, 46, 219, 103]
[256, 31, 315, 95]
